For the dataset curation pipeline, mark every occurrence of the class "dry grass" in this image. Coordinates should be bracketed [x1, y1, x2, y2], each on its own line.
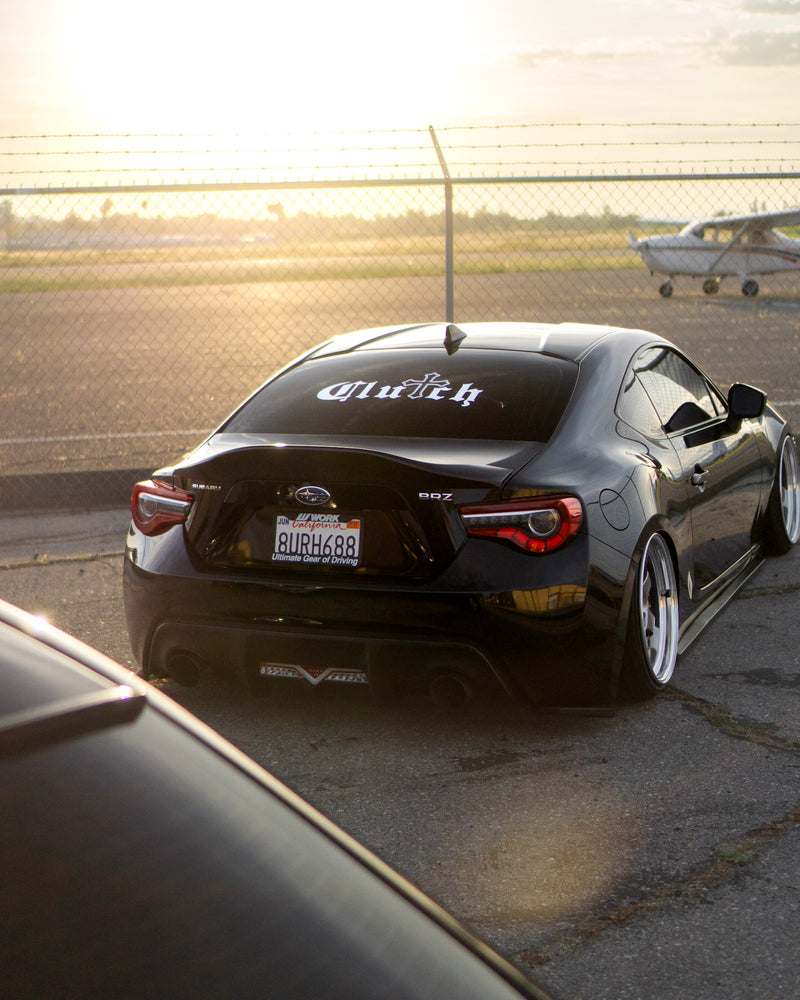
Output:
[0, 227, 638, 293]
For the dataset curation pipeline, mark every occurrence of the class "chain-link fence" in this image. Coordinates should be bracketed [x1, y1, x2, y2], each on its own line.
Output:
[2, 125, 800, 509]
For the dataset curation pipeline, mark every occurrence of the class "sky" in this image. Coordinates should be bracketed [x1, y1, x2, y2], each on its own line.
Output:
[3, 0, 800, 137]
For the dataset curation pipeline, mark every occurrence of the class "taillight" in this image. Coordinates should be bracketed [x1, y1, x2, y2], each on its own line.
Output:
[131, 479, 194, 536]
[460, 496, 582, 554]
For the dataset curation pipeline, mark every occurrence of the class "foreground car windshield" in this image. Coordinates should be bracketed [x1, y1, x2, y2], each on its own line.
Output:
[223, 349, 578, 441]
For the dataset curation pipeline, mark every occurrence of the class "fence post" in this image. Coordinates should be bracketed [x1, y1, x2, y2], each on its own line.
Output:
[429, 126, 454, 323]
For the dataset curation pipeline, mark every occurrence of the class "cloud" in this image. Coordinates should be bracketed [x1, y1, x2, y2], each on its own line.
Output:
[510, 41, 654, 70]
[511, 47, 594, 68]
[496, 19, 800, 77]
[740, 0, 800, 12]
[716, 29, 800, 63]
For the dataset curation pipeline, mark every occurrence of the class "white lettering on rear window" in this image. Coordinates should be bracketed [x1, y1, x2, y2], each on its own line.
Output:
[316, 372, 483, 407]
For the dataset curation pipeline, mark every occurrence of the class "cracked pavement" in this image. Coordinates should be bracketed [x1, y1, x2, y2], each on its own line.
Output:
[2, 506, 799, 1000]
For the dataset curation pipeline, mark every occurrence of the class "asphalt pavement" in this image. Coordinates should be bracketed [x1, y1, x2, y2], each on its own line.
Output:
[1, 506, 799, 1000]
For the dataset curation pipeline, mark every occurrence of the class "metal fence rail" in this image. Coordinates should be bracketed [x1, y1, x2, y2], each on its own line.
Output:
[2, 124, 799, 510]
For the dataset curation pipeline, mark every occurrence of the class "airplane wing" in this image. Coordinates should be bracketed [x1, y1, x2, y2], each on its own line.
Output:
[699, 207, 800, 232]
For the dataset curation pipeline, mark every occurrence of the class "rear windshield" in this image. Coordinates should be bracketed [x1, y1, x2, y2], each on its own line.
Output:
[223, 348, 577, 442]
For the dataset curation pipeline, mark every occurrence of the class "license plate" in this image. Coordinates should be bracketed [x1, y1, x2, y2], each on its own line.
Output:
[273, 514, 362, 567]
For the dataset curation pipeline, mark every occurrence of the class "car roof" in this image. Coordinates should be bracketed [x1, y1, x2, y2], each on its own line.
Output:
[309, 321, 663, 364]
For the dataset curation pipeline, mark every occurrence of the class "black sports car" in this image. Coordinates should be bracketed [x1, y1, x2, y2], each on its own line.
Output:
[123, 322, 799, 704]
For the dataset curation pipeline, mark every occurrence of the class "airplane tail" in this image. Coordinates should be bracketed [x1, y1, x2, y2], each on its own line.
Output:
[627, 231, 640, 248]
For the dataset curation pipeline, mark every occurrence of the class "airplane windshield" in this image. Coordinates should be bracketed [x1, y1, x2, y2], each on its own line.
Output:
[689, 224, 733, 243]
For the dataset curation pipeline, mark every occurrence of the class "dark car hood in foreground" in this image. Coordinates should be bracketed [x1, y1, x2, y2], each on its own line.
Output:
[0, 599, 550, 1000]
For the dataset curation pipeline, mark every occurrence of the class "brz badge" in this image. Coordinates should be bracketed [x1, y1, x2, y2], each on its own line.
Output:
[296, 485, 331, 506]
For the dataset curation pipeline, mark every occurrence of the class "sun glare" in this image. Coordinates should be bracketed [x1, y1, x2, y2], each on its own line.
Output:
[63, 0, 464, 135]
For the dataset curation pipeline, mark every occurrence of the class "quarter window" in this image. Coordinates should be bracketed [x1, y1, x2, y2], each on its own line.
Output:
[617, 369, 663, 437]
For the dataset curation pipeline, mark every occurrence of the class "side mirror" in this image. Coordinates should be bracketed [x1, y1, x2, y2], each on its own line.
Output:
[727, 382, 766, 423]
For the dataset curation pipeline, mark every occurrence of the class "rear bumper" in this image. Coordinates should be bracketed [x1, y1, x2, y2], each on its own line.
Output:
[124, 545, 621, 702]
[145, 616, 509, 696]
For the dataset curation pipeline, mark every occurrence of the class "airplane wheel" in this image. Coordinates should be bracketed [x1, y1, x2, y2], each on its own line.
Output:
[702, 278, 719, 295]
[659, 281, 673, 298]
[742, 279, 759, 297]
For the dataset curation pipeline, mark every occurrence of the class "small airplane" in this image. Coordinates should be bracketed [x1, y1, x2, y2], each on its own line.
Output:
[627, 206, 800, 298]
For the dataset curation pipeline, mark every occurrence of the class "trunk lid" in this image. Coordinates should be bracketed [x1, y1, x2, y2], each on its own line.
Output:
[173, 434, 542, 582]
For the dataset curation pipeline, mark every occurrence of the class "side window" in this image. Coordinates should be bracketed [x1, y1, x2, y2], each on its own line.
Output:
[634, 347, 719, 434]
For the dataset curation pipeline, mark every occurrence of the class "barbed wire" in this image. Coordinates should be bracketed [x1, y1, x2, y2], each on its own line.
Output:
[4, 138, 800, 159]
[3, 121, 800, 139]
[3, 124, 799, 187]
[3, 123, 800, 150]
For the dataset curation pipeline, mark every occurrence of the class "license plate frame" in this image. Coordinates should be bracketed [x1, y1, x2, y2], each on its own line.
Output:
[272, 513, 362, 568]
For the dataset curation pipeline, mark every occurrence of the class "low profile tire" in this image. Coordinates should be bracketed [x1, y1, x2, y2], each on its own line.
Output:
[763, 434, 800, 556]
[622, 533, 680, 700]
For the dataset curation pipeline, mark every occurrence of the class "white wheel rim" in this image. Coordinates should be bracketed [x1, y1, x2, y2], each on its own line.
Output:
[637, 534, 679, 685]
[779, 437, 800, 545]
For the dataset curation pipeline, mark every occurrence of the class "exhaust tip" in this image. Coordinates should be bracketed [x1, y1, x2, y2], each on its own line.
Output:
[429, 671, 473, 709]
[165, 650, 202, 687]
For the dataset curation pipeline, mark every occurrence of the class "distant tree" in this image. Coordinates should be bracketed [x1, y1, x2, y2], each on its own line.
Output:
[62, 211, 83, 231]
[0, 198, 12, 249]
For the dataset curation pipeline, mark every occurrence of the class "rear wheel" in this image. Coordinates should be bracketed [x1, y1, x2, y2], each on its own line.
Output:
[763, 434, 800, 555]
[622, 533, 679, 700]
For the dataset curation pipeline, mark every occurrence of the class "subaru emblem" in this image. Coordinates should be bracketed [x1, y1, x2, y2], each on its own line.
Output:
[296, 485, 331, 506]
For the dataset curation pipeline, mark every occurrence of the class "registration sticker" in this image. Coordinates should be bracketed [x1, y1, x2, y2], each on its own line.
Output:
[273, 513, 362, 567]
